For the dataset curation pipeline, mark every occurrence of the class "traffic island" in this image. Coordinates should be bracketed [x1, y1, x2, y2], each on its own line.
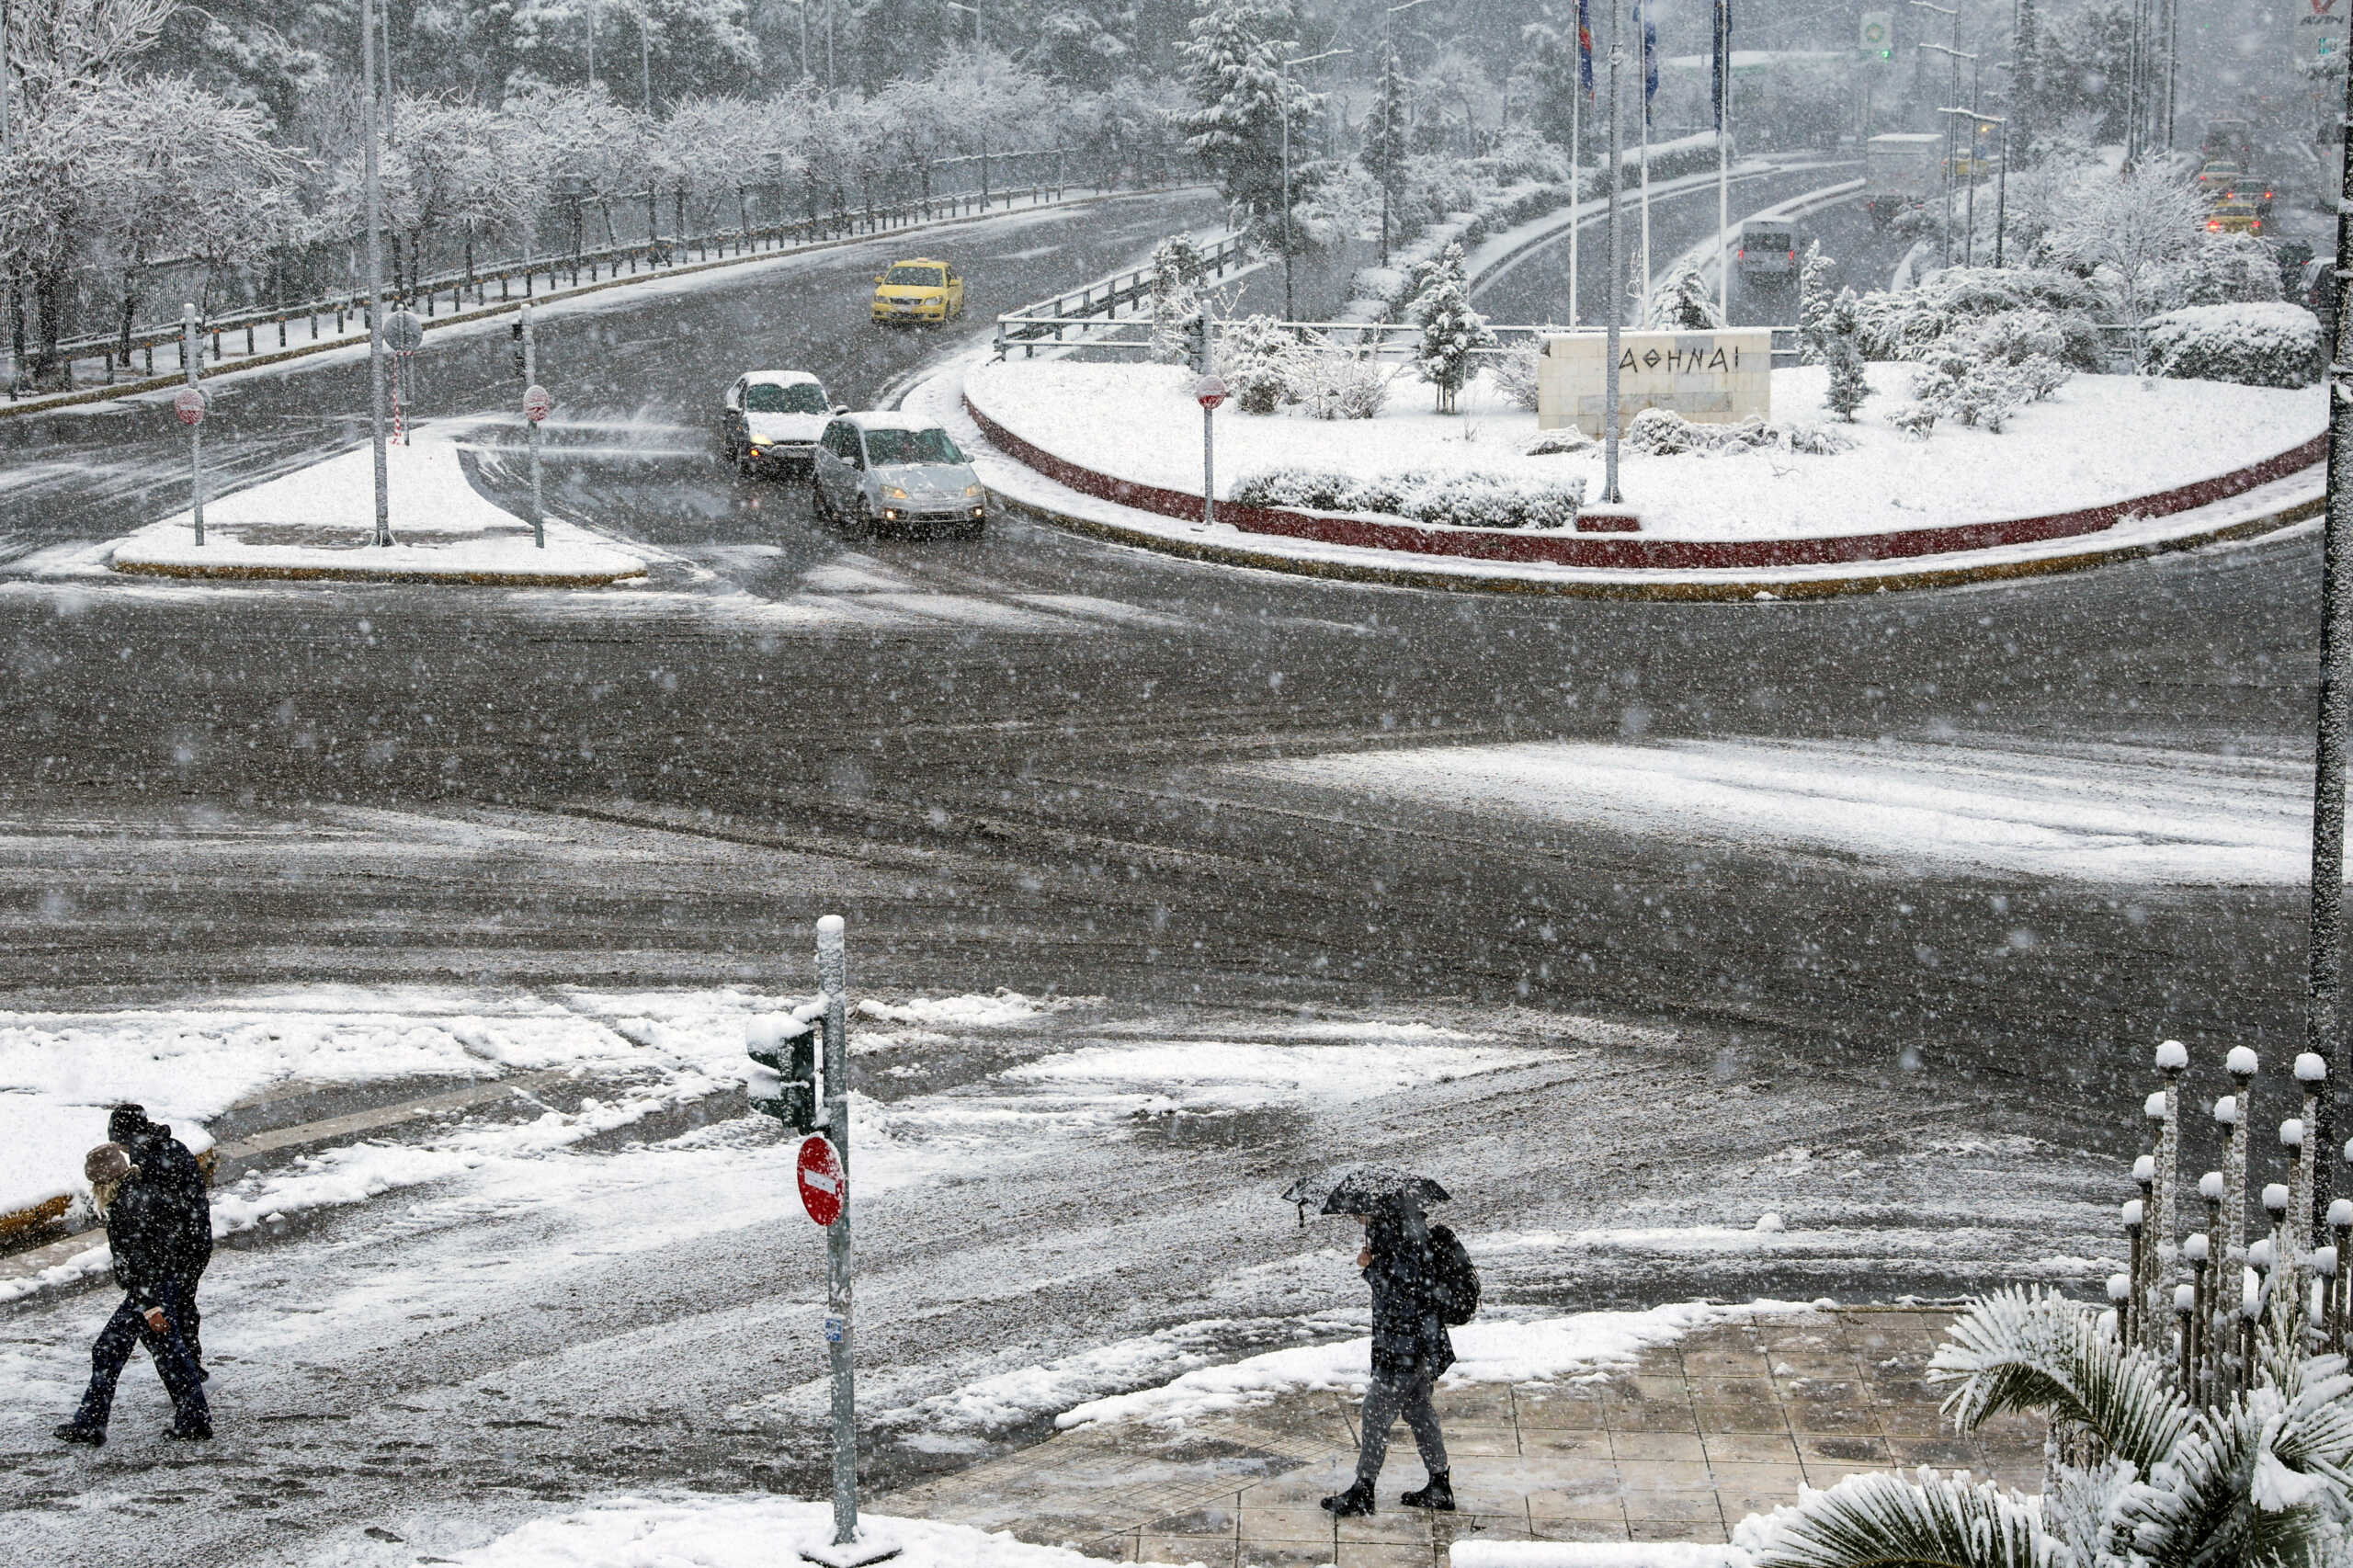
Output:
[106, 425, 650, 586]
[918, 356, 2325, 600]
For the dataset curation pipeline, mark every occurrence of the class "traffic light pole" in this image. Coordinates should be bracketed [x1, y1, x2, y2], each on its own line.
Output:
[817, 915, 862, 1555]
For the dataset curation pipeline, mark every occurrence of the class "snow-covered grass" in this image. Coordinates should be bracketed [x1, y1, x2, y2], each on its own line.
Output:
[1054, 1300, 1811, 1429]
[105, 424, 648, 583]
[964, 358, 2320, 540]
[1243, 735, 2325, 886]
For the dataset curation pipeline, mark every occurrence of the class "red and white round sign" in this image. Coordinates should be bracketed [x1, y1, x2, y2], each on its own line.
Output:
[523, 384, 552, 423]
[1193, 375, 1228, 411]
[174, 387, 207, 426]
[796, 1134, 844, 1227]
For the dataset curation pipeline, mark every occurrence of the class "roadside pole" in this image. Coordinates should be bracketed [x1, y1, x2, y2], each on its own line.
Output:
[180, 305, 205, 546]
[1569, 44, 1581, 330]
[1603, 3, 1624, 505]
[1194, 372, 1227, 529]
[1713, 0, 1731, 320]
[2306, 40, 2353, 1245]
[359, 0, 391, 547]
[818, 915, 859, 1554]
[521, 304, 549, 551]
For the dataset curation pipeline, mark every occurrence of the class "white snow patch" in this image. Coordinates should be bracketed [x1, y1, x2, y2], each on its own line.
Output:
[1453, 1548, 1747, 1568]
[855, 991, 1078, 1028]
[1056, 1301, 1810, 1428]
[1245, 736, 2325, 885]
[1001, 1040, 1539, 1109]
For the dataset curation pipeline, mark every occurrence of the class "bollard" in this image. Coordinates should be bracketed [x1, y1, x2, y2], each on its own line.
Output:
[2142, 1096, 2167, 1350]
[2174, 1284, 2196, 1386]
[2284, 1119, 2311, 1278]
[2122, 1201, 2145, 1346]
[2200, 1170, 2226, 1392]
[2227, 1049, 2258, 1269]
[2298, 1052, 2327, 1269]
[2106, 1271, 2133, 1345]
[2333, 1197, 2353, 1353]
[2155, 1040, 2187, 1307]
[2185, 1230, 2211, 1401]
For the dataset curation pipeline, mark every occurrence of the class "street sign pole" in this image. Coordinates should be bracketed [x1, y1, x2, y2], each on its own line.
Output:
[522, 304, 547, 550]
[182, 304, 204, 546]
[813, 914, 881, 1562]
[1192, 374, 1227, 529]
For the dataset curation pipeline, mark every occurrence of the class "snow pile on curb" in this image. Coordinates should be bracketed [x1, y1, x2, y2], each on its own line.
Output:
[1054, 1300, 1809, 1429]
[107, 426, 648, 584]
[308, 1494, 1111, 1568]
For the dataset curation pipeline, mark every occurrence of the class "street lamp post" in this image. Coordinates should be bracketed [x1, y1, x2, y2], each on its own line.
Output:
[1280, 46, 1352, 322]
[944, 0, 982, 49]
[359, 0, 392, 546]
[1603, 0, 1623, 504]
[640, 5, 654, 111]
[1911, 0, 1961, 267]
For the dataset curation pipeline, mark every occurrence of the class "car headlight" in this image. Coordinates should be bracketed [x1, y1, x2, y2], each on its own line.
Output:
[883, 485, 909, 500]
[926, 295, 944, 306]
[965, 483, 983, 497]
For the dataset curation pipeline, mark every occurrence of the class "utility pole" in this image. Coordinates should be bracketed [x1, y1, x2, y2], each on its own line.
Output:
[1604, 0, 1623, 504]
[360, 0, 392, 546]
[182, 305, 204, 546]
[640, 6, 653, 112]
[2, 0, 18, 395]
[1280, 47, 1351, 321]
[2307, 27, 2353, 1249]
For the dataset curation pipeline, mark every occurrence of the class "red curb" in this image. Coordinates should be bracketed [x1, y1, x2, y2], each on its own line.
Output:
[963, 390, 2324, 571]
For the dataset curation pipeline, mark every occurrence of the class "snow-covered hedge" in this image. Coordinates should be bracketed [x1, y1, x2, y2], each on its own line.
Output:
[1622, 411, 1854, 456]
[1849, 267, 2109, 370]
[1233, 467, 1586, 529]
[2143, 302, 2324, 389]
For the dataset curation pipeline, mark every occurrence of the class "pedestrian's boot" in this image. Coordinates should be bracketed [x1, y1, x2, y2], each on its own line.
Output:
[1401, 1471, 1455, 1511]
[52, 1422, 105, 1447]
[1321, 1479, 1376, 1517]
[162, 1419, 211, 1441]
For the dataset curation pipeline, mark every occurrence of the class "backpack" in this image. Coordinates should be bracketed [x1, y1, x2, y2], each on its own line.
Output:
[1427, 1223, 1480, 1325]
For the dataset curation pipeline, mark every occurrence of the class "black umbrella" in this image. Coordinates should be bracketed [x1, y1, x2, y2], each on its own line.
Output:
[1282, 1164, 1450, 1226]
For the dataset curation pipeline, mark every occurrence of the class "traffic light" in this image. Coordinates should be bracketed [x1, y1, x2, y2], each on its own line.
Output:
[509, 319, 527, 380]
[1188, 308, 1211, 377]
[746, 1012, 819, 1132]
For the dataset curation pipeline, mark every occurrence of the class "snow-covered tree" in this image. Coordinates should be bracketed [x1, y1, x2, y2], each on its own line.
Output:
[1360, 44, 1410, 260]
[1822, 288, 1869, 422]
[1646, 259, 1723, 330]
[1147, 236, 1207, 364]
[2045, 164, 2209, 354]
[1179, 0, 1312, 237]
[1796, 241, 1834, 365]
[1414, 276, 1495, 413]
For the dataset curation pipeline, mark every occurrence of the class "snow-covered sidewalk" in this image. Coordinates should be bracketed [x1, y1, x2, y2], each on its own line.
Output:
[103, 424, 649, 585]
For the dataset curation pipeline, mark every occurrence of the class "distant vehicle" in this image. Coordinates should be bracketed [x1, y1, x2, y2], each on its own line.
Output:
[719, 369, 842, 476]
[1864, 133, 1941, 222]
[2207, 199, 2262, 235]
[1735, 220, 1801, 278]
[810, 412, 987, 539]
[2231, 174, 2279, 219]
[2203, 117, 2256, 169]
[2196, 160, 2242, 196]
[870, 258, 966, 326]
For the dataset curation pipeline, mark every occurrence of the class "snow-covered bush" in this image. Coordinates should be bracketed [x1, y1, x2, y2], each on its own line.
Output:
[1623, 410, 1854, 456]
[1526, 427, 1592, 455]
[1850, 267, 2109, 370]
[1910, 349, 2028, 433]
[1289, 342, 1395, 420]
[1492, 338, 1545, 411]
[1415, 277, 1496, 414]
[2143, 301, 2324, 388]
[1147, 238, 1208, 366]
[1232, 467, 1584, 528]
[1822, 287, 1870, 422]
[1797, 242, 1835, 366]
[1646, 259, 1724, 331]
[2175, 231, 2283, 308]
[1216, 314, 1298, 415]
[1889, 402, 1938, 440]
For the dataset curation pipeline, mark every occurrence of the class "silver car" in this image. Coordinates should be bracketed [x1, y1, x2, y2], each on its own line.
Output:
[722, 370, 843, 476]
[810, 413, 987, 539]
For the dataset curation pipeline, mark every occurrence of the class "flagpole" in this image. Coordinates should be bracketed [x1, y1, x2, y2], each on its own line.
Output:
[1570, 73, 1581, 330]
[1716, 0, 1731, 319]
[1638, 1, 1652, 323]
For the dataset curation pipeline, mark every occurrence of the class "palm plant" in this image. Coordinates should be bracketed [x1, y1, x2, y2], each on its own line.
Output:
[1739, 1286, 2353, 1568]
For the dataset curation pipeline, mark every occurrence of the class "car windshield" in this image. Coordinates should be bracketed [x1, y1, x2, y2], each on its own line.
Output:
[1746, 230, 1791, 249]
[885, 265, 945, 287]
[863, 426, 961, 467]
[745, 381, 827, 415]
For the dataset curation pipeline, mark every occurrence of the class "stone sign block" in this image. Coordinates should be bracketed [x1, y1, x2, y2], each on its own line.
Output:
[1536, 329, 1772, 437]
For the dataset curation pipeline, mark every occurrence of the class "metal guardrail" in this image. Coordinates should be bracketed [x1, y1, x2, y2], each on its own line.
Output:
[20, 180, 1079, 395]
[995, 304, 1807, 366]
[992, 233, 1253, 355]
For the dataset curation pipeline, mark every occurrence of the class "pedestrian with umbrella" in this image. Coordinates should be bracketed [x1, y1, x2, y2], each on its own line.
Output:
[1286, 1165, 1481, 1517]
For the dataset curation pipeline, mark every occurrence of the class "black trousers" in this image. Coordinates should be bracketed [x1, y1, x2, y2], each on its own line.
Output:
[73, 1284, 209, 1433]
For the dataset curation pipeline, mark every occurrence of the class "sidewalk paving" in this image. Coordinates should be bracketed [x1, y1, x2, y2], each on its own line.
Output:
[882, 1307, 2043, 1564]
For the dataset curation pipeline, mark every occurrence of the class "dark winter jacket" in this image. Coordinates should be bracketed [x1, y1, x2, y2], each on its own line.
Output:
[105, 1176, 196, 1310]
[1363, 1200, 1455, 1382]
[112, 1115, 211, 1275]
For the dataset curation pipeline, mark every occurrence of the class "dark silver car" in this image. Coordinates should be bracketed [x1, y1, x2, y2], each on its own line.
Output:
[810, 413, 987, 539]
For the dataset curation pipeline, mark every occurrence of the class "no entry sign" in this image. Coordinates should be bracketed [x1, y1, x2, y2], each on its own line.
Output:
[797, 1134, 844, 1227]
[383, 309, 426, 354]
[174, 387, 207, 426]
[523, 383, 552, 423]
[1193, 374, 1228, 411]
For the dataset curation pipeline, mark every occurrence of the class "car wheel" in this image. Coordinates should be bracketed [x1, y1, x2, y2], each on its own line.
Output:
[851, 500, 875, 538]
[736, 448, 756, 478]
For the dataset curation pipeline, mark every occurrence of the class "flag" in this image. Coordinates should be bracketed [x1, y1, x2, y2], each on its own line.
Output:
[1637, 1, 1658, 122]
[1576, 0, 1595, 98]
[1711, 0, 1732, 131]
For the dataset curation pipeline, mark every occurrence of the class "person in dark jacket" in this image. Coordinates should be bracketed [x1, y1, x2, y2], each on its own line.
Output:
[108, 1104, 211, 1375]
[1322, 1195, 1454, 1517]
[54, 1143, 212, 1445]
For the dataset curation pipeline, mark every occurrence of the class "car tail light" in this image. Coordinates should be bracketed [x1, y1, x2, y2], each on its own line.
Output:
[2208, 219, 2221, 230]
[1737, 247, 1745, 258]
[1788, 249, 1796, 262]
[2253, 219, 2263, 230]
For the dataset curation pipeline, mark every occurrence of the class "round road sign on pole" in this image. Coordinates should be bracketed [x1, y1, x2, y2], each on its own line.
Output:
[797, 1134, 845, 1227]
[523, 383, 552, 423]
[174, 387, 207, 426]
[1193, 374, 1228, 411]
[382, 308, 426, 354]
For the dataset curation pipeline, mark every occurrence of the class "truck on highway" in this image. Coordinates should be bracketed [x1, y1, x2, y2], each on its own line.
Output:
[1865, 132, 1942, 223]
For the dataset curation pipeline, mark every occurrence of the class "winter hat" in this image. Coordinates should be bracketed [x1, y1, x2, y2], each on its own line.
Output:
[108, 1104, 151, 1144]
[85, 1143, 133, 1186]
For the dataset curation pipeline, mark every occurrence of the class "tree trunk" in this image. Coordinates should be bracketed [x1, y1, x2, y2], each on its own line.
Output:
[32, 267, 69, 390]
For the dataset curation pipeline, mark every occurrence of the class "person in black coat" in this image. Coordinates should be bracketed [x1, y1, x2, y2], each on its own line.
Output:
[54, 1143, 211, 1445]
[108, 1104, 211, 1374]
[1322, 1194, 1454, 1517]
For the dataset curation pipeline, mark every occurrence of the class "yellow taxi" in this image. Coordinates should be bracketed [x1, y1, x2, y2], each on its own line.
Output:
[2207, 199, 2262, 235]
[870, 258, 965, 325]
